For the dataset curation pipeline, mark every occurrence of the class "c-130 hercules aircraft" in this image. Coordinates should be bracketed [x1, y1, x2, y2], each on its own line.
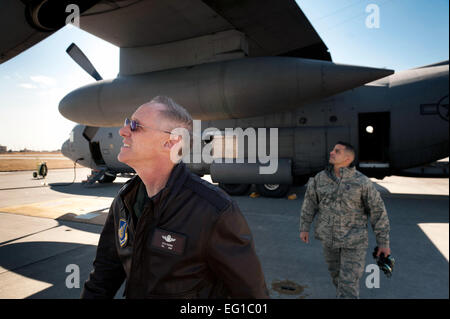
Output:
[2, 0, 448, 197]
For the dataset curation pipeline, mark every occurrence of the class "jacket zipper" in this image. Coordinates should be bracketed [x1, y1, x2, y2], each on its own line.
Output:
[123, 205, 135, 298]
[125, 209, 147, 297]
[124, 200, 161, 298]
[331, 171, 343, 248]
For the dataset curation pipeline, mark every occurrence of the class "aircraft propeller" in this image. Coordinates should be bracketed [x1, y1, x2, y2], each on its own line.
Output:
[65, 42, 103, 170]
[66, 43, 103, 81]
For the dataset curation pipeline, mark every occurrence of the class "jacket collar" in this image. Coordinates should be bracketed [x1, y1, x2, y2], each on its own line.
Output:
[119, 162, 190, 217]
[326, 164, 356, 181]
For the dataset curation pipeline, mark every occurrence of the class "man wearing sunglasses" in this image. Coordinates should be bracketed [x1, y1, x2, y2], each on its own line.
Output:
[81, 96, 268, 299]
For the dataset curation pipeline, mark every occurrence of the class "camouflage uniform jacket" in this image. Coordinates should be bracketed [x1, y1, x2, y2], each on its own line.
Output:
[299, 165, 390, 249]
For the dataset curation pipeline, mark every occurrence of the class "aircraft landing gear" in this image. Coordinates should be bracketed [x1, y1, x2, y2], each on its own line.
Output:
[255, 184, 290, 198]
[83, 169, 116, 186]
[98, 171, 116, 183]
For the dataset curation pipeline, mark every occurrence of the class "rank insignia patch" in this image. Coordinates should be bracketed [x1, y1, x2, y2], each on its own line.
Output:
[118, 218, 128, 247]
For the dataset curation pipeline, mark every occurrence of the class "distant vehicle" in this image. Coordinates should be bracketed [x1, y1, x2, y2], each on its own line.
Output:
[32, 162, 48, 179]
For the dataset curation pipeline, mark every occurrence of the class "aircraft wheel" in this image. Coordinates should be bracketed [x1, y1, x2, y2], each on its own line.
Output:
[218, 183, 251, 196]
[98, 172, 116, 183]
[255, 184, 290, 198]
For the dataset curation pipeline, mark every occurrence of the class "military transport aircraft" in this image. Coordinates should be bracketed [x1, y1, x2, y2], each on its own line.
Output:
[2, 0, 448, 197]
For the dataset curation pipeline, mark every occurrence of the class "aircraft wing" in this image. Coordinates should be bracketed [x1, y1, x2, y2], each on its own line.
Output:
[79, 0, 331, 61]
[0, 0, 100, 65]
[202, 0, 331, 60]
[1, 0, 331, 65]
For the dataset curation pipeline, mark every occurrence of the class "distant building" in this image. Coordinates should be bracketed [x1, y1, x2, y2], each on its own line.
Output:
[0, 145, 7, 153]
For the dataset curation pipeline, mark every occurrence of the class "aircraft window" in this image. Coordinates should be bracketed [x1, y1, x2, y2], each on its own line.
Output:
[366, 126, 374, 134]
[70, 131, 74, 143]
[108, 132, 113, 138]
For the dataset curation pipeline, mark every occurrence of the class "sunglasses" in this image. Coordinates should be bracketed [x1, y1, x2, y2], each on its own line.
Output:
[124, 118, 172, 134]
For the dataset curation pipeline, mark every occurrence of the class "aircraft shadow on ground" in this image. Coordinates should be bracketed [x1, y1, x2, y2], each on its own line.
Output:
[46, 176, 448, 201]
[0, 241, 101, 299]
[48, 182, 125, 197]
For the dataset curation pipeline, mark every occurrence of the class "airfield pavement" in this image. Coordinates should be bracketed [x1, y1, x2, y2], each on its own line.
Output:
[0, 167, 448, 299]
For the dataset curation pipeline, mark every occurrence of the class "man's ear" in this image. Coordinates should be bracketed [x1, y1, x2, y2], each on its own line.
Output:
[342, 150, 350, 163]
[164, 135, 181, 149]
[346, 152, 355, 165]
[167, 135, 183, 163]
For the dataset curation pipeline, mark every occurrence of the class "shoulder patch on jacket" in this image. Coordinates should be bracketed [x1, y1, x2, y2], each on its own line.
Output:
[184, 173, 231, 213]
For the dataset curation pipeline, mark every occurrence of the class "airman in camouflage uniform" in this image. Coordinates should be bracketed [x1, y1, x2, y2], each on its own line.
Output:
[299, 142, 391, 299]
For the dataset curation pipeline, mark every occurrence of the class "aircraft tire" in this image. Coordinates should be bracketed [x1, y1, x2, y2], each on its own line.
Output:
[255, 184, 290, 198]
[98, 172, 116, 183]
[218, 183, 251, 196]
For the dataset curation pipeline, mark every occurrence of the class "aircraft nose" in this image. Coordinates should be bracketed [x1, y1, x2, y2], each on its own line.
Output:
[61, 139, 71, 159]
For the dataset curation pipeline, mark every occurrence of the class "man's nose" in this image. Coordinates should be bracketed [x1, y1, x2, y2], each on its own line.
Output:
[119, 125, 130, 137]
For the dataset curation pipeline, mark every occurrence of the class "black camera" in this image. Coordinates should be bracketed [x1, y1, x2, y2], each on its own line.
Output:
[372, 246, 395, 278]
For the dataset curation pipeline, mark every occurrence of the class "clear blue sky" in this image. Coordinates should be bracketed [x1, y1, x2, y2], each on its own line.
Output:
[299, 0, 449, 69]
[0, 0, 448, 151]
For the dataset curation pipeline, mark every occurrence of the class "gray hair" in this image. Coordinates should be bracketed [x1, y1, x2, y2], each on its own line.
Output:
[149, 96, 193, 157]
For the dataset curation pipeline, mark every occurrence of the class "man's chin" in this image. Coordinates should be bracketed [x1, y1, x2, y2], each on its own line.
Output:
[117, 152, 130, 164]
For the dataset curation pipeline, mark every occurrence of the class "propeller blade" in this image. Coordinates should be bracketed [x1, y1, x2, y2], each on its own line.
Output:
[66, 43, 103, 81]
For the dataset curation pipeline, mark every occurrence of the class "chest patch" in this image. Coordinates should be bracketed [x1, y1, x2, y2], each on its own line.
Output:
[118, 218, 128, 247]
[150, 228, 187, 256]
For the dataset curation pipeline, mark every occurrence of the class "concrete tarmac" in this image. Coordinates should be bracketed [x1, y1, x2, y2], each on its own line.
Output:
[0, 167, 448, 299]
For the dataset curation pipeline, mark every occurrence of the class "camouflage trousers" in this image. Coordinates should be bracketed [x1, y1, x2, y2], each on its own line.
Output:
[322, 245, 367, 299]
